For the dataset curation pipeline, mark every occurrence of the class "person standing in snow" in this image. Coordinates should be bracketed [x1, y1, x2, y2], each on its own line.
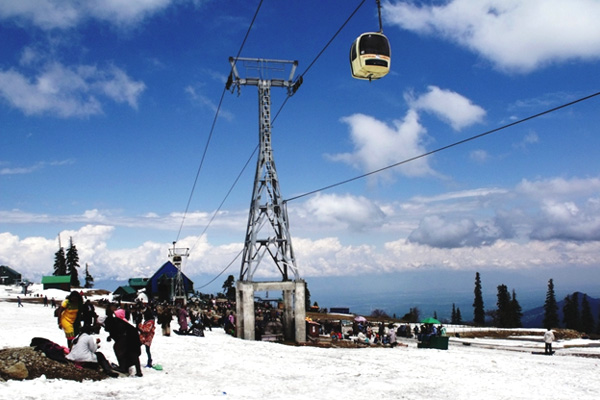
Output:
[56, 291, 83, 349]
[224, 311, 236, 336]
[202, 312, 213, 331]
[82, 299, 97, 330]
[544, 328, 555, 355]
[177, 306, 189, 334]
[156, 304, 173, 336]
[138, 309, 156, 368]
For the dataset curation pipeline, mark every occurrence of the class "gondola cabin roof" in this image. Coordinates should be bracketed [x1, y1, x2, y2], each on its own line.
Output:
[350, 32, 391, 81]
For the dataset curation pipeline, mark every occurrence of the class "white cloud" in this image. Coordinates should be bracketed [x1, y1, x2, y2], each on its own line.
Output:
[0, 62, 145, 117]
[0, 0, 81, 29]
[407, 215, 506, 248]
[0, 164, 39, 175]
[513, 131, 539, 150]
[185, 85, 234, 121]
[329, 87, 484, 179]
[0, 0, 175, 30]
[384, 0, 600, 72]
[470, 149, 489, 163]
[404, 177, 600, 247]
[407, 86, 486, 131]
[294, 237, 381, 276]
[92, 66, 146, 109]
[85, 0, 173, 26]
[384, 238, 600, 270]
[517, 177, 600, 199]
[300, 193, 386, 232]
[329, 111, 435, 179]
[530, 199, 600, 241]
[0, 159, 74, 176]
[411, 187, 507, 204]
[3, 177, 600, 282]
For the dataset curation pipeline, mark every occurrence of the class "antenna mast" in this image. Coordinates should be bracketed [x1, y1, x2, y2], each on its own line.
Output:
[169, 241, 189, 304]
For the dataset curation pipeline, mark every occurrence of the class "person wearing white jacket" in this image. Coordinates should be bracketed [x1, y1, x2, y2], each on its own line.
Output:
[544, 328, 555, 355]
[66, 325, 118, 377]
[388, 327, 397, 348]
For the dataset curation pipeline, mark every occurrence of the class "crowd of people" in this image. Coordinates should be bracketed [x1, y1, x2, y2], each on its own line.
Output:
[51, 290, 238, 378]
[310, 318, 450, 347]
[415, 323, 447, 342]
[352, 321, 402, 346]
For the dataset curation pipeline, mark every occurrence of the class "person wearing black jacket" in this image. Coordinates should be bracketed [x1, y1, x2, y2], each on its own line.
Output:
[99, 314, 143, 377]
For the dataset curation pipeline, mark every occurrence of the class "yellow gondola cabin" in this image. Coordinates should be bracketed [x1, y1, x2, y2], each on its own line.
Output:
[349, 32, 391, 81]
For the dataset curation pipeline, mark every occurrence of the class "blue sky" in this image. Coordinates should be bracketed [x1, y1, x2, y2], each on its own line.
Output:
[2, 0, 600, 313]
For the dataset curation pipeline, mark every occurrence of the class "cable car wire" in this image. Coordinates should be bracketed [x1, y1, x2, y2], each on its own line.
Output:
[193, 89, 600, 290]
[196, 249, 243, 290]
[188, 145, 258, 255]
[184, 0, 598, 288]
[272, 0, 367, 124]
[284, 90, 600, 204]
[174, 0, 264, 244]
[193, 1, 369, 288]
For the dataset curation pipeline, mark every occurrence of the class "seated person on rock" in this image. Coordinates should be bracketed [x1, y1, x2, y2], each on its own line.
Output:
[65, 324, 118, 378]
[355, 331, 369, 344]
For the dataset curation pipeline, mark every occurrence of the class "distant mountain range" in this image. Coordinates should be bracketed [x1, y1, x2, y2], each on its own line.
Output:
[521, 292, 600, 329]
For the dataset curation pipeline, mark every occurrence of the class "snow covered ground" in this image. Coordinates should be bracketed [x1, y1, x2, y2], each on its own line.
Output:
[1, 285, 600, 400]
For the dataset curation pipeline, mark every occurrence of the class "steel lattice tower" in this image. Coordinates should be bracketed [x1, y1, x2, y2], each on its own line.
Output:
[227, 57, 306, 342]
[227, 57, 301, 282]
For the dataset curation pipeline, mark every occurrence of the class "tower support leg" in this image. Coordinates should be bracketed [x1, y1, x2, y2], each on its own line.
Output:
[236, 281, 256, 340]
[294, 280, 306, 343]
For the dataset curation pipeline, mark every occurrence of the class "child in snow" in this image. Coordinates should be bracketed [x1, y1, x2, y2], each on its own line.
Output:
[138, 309, 156, 368]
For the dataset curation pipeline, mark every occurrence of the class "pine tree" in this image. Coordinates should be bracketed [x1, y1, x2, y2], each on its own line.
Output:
[456, 307, 462, 324]
[596, 305, 600, 335]
[84, 263, 94, 289]
[371, 309, 389, 318]
[542, 279, 559, 329]
[53, 246, 67, 276]
[510, 289, 523, 328]
[402, 307, 420, 323]
[66, 237, 80, 287]
[562, 294, 573, 328]
[473, 272, 485, 325]
[563, 293, 581, 331]
[496, 284, 511, 328]
[222, 275, 236, 301]
[451, 303, 457, 324]
[580, 294, 594, 334]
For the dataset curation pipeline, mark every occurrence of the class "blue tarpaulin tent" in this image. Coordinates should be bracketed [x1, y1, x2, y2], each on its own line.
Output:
[146, 261, 194, 302]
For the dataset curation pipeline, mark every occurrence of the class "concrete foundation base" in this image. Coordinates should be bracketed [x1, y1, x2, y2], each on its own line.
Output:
[235, 280, 306, 343]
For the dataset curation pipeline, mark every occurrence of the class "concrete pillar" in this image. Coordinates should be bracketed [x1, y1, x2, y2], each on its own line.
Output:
[283, 289, 294, 340]
[294, 280, 306, 343]
[235, 282, 243, 339]
[236, 281, 256, 340]
[241, 282, 255, 340]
